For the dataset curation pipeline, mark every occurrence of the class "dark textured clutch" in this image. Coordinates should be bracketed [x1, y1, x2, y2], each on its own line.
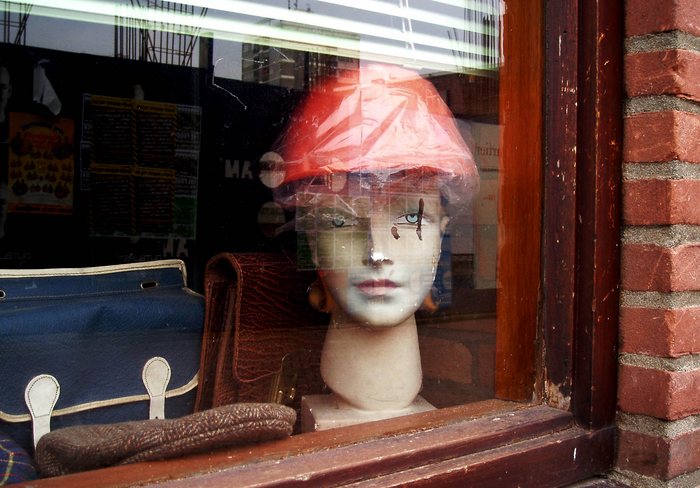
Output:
[35, 403, 296, 477]
[194, 252, 328, 425]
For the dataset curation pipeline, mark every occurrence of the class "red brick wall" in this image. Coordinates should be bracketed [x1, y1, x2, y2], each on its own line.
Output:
[617, 0, 700, 485]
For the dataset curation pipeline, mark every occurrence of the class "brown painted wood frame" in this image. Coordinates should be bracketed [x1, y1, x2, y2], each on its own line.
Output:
[494, 0, 544, 403]
[22, 0, 622, 486]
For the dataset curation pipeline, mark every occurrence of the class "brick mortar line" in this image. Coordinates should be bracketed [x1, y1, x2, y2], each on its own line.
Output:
[619, 352, 700, 372]
[622, 225, 700, 246]
[621, 290, 700, 308]
[617, 411, 700, 438]
[623, 161, 700, 180]
[625, 30, 700, 54]
[611, 468, 700, 488]
[625, 96, 700, 116]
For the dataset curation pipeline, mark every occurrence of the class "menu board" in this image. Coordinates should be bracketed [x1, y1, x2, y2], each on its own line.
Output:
[7, 113, 74, 215]
[81, 95, 201, 238]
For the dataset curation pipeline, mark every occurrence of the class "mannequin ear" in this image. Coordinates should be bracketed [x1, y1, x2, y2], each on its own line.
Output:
[420, 290, 439, 313]
[440, 215, 450, 234]
[307, 277, 335, 313]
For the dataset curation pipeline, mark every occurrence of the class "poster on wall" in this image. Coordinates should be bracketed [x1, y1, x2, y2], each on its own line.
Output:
[464, 120, 500, 290]
[7, 113, 74, 215]
[81, 94, 201, 239]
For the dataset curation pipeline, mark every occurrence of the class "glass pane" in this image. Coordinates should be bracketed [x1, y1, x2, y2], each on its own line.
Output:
[0, 0, 508, 474]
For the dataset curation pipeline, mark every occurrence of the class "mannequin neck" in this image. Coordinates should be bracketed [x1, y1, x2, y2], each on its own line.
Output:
[320, 311, 422, 411]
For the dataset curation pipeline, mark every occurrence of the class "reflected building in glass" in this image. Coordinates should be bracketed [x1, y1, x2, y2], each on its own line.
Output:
[241, 19, 359, 90]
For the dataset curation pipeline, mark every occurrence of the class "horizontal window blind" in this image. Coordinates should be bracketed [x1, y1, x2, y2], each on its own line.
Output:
[9, 0, 501, 74]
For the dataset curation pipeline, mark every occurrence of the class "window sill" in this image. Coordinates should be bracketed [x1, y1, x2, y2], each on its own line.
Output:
[26, 400, 614, 487]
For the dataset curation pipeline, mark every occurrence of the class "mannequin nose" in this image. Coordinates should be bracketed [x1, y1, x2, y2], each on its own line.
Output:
[362, 220, 394, 267]
[366, 249, 392, 266]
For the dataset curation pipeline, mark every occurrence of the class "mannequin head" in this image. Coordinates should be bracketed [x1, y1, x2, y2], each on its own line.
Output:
[300, 172, 448, 327]
[274, 64, 479, 328]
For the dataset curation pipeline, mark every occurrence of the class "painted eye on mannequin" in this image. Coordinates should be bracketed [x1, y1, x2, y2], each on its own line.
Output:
[395, 211, 435, 228]
[393, 197, 432, 227]
[331, 215, 346, 227]
[320, 212, 358, 229]
[397, 213, 420, 225]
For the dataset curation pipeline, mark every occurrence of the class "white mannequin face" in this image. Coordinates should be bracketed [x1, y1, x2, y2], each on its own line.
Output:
[304, 179, 447, 328]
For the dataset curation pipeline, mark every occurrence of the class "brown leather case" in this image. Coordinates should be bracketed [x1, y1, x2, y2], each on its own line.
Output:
[194, 252, 328, 416]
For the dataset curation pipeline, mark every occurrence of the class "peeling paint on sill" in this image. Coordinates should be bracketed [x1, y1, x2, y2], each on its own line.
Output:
[546, 380, 571, 410]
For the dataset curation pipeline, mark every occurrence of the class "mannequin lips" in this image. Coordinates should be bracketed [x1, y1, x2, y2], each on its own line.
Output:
[355, 279, 399, 297]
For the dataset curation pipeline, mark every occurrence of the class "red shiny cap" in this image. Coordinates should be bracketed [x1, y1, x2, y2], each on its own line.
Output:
[275, 64, 479, 202]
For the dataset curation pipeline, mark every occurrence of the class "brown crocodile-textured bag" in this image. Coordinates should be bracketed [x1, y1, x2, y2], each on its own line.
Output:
[194, 252, 328, 421]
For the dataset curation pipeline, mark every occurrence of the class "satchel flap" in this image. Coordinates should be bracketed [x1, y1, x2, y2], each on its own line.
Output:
[0, 260, 204, 422]
[0, 259, 189, 295]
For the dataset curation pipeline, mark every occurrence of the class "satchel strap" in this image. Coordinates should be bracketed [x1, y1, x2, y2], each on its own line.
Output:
[23, 357, 172, 448]
[142, 357, 172, 420]
[24, 375, 60, 447]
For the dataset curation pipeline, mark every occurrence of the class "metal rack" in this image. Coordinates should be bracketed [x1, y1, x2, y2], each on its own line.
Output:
[114, 0, 207, 67]
[1, 1, 31, 45]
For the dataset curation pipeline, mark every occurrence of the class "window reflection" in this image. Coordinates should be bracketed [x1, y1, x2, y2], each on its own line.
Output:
[0, 0, 505, 477]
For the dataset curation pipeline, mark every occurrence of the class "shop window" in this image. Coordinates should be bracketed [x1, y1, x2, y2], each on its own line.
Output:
[0, 0, 621, 485]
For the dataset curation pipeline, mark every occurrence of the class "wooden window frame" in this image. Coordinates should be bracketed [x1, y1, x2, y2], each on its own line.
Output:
[30, 0, 622, 486]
